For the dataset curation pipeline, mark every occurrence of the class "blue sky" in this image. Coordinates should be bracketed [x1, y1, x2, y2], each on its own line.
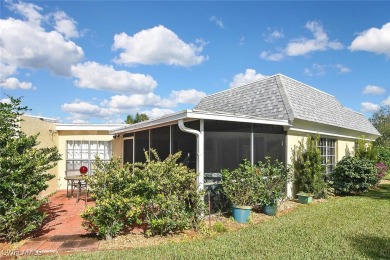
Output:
[1, 0, 389, 123]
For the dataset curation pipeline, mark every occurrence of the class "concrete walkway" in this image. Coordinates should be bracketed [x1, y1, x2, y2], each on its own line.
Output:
[17, 190, 100, 254]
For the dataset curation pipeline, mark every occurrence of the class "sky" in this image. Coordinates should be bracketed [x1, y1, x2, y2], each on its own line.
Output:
[0, 0, 389, 124]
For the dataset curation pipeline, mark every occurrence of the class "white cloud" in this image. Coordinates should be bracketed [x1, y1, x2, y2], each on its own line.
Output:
[0, 77, 33, 90]
[102, 88, 205, 114]
[209, 16, 224, 28]
[0, 98, 11, 104]
[382, 96, 390, 106]
[7, 0, 43, 27]
[0, 18, 84, 76]
[229, 69, 267, 88]
[61, 100, 114, 123]
[171, 89, 206, 104]
[62, 101, 111, 116]
[0, 64, 17, 80]
[107, 93, 176, 111]
[361, 102, 380, 112]
[285, 21, 343, 56]
[261, 21, 343, 61]
[349, 22, 390, 58]
[112, 25, 206, 67]
[142, 108, 175, 119]
[363, 85, 386, 95]
[260, 51, 285, 61]
[334, 64, 351, 74]
[304, 64, 326, 76]
[71, 62, 157, 94]
[53, 11, 79, 39]
[265, 28, 284, 42]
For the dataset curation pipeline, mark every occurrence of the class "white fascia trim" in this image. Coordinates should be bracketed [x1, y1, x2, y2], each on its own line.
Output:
[288, 127, 377, 141]
[110, 111, 189, 134]
[186, 110, 290, 126]
[56, 124, 125, 131]
[110, 109, 291, 135]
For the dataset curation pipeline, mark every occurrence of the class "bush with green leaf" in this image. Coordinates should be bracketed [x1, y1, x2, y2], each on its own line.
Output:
[354, 137, 378, 162]
[82, 150, 204, 239]
[221, 159, 263, 207]
[257, 158, 290, 205]
[133, 150, 204, 236]
[81, 158, 135, 240]
[0, 97, 61, 242]
[377, 146, 390, 170]
[291, 135, 327, 197]
[330, 156, 377, 194]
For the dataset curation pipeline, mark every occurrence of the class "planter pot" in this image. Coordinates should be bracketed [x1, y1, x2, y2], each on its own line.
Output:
[262, 204, 277, 216]
[232, 206, 252, 223]
[297, 193, 313, 204]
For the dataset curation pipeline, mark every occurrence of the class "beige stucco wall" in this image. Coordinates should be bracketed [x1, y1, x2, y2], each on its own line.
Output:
[285, 119, 371, 197]
[57, 131, 114, 189]
[20, 116, 59, 198]
[336, 139, 355, 161]
[112, 135, 123, 159]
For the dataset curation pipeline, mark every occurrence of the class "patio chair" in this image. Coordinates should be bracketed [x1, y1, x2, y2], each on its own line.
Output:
[65, 170, 80, 198]
[76, 177, 89, 205]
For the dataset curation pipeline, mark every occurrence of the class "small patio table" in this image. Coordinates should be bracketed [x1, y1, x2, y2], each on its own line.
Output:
[64, 175, 88, 205]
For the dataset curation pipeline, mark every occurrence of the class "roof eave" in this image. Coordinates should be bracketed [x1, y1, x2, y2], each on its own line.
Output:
[110, 109, 292, 135]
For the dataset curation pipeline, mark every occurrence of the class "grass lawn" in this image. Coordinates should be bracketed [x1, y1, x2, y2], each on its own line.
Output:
[36, 184, 390, 260]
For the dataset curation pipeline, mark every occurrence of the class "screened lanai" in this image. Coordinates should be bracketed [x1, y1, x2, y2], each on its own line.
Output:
[111, 110, 290, 191]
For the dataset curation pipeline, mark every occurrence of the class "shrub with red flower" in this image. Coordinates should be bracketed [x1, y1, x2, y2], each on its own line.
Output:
[376, 162, 388, 184]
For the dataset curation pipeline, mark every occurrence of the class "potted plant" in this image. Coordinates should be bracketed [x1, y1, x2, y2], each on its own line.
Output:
[221, 159, 263, 223]
[296, 192, 314, 204]
[259, 158, 290, 216]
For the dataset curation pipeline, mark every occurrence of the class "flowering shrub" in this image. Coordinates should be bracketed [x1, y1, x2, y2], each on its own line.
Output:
[376, 163, 388, 183]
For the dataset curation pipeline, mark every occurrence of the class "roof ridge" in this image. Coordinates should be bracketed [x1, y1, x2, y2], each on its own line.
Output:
[201, 74, 278, 99]
[275, 75, 295, 122]
[277, 73, 335, 98]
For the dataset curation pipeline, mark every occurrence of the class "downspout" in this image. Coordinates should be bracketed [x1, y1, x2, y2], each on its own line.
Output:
[178, 119, 204, 192]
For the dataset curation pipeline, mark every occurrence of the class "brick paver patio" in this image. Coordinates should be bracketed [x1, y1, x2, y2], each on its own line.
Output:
[17, 190, 100, 254]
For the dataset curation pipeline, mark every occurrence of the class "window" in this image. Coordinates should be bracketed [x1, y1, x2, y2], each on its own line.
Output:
[66, 140, 112, 174]
[318, 138, 336, 174]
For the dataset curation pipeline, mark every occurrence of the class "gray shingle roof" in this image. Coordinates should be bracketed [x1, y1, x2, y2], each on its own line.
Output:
[196, 74, 380, 136]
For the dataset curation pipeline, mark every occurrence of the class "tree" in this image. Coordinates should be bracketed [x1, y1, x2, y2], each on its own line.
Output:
[369, 105, 390, 147]
[125, 113, 149, 124]
[0, 97, 61, 242]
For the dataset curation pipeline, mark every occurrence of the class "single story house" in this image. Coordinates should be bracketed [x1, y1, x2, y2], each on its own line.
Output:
[20, 74, 380, 200]
[110, 74, 381, 198]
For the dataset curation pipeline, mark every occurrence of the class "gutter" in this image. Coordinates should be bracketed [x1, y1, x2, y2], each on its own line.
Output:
[178, 119, 204, 192]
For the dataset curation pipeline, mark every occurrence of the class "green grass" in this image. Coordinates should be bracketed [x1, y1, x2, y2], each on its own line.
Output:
[37, 184, 390, 260]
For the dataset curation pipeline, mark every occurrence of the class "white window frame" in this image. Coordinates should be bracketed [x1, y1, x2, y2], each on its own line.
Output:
[66, 140, 112, 174]
[318, 138, 336, 174]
